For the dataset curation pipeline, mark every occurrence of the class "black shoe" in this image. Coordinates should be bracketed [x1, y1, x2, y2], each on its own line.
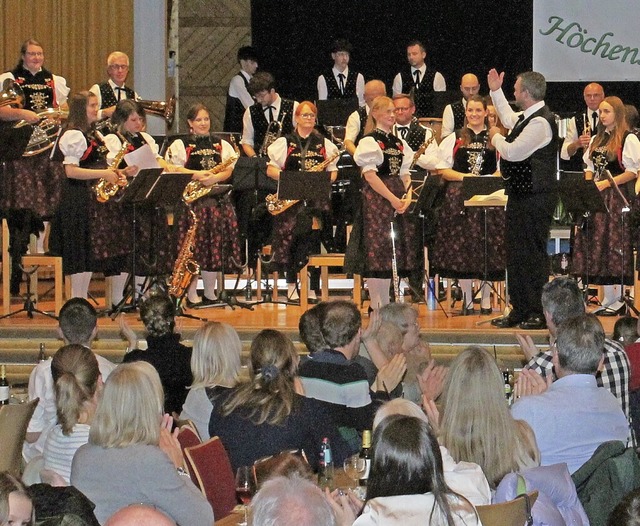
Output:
[595, 301, 626, 317]
[519, 314, 547, 330]
[492, 315, 522, 328]
[480, 307, 493, 315]
[184, 298, 202, 309]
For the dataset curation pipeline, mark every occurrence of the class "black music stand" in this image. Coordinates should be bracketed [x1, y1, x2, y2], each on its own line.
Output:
[407, 172, 448, 316]
[462, 177, 506, 318]
[316, 99, 359, 127]
[558, 172, 607, 304]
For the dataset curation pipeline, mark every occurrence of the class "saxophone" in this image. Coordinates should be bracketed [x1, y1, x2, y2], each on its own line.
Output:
[93, 132, 130, 203]
[266, 149, 344, 215]
[409, 134, 436, 169]
[182, 137, 240, 204]
[168, 208, 201, 299]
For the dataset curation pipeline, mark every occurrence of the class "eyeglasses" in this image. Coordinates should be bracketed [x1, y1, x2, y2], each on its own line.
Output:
[109, 64, 129, 70]
[25, 51, 44, 57]
[394, 107, 412, 112]
[299, 113, 316, 119]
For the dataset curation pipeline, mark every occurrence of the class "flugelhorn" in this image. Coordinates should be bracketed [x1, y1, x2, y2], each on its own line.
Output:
[138, 95, 176, 127]
[0, 79, 24, 108]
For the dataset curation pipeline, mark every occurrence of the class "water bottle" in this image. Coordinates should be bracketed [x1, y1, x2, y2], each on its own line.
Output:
[318, 437, 334, 489]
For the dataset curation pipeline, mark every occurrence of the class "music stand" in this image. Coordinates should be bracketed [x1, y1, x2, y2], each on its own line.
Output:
[558, 171, 607, 305]
[406, 172, 448, 316]
[462, 177, 507, 320]
[316, 99, 359, 127]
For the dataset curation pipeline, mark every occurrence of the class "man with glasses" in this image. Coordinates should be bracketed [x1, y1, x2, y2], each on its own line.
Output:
[392, 93, 436, 152]
[316, 38, 365, 106]
[440, 73, 481, 139]
[90, 51, 138, 120]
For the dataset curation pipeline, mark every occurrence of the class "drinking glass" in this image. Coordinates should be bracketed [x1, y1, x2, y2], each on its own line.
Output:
[343, 454, 366, 489]
[235, 466, 255, 526]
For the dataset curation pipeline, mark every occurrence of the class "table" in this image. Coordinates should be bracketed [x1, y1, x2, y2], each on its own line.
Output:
[299, 254, 361, 310]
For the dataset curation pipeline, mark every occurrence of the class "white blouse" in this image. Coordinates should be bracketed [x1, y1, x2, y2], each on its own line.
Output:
[165, 137, 236, 168]
[267, 135, 340, 171]
[583, 132, 640, 174]
[354, 134, 413, 177]
[58, 130, 90, 165]
[104, 131, 160, 164]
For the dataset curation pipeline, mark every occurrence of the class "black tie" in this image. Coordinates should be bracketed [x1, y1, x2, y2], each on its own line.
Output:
[512, 114, 525, 132]
[398, 126, 408, 139]
[592, 111, 598, 132]
[115, 87, 123, 101]
[338, 73, 345, 95]
[413, 70, 421, 87]
[265, 105, 275, 123]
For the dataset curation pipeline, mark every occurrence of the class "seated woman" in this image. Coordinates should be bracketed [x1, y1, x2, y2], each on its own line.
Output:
[433, 346, 540, 488]
[0, 472, 33, 526]
[123, 293, 192, 416]
[70, 362, 213, 525]
[208, 329, 349, 471]
[42, 344, 102, 485]
[179, 321, 242, 440]
[328, 415, 481, 525]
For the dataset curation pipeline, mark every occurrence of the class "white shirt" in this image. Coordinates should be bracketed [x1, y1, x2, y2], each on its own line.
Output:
[560, 108, 600, 160]
[24, 354, 115, 461]
[240, 95, 299, 148]
[436, 127, 495, 175]
[104, 131, 161, 164]
[344, 106, 370, 144]
[354, 135, 414, 185]
[0, 70, 69, 107]
[391, 124, 440, 171]
[228, 70, 254, 109]
[43, 423, 91, 485]
[89, 79, 139, 120]
[392, 64, 446, 96]
[490, 88, 553, 162]
[316, 66, 365, 106]
[441, 98, 467, 139]
[165, 137, 236, 168]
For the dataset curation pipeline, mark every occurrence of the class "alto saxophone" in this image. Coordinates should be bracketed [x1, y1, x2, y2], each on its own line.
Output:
[93, 132, 130, 203]
[182, 137, 240, 204]
[168, 208, 200, 299]
[409, 134, 436, 170]
[266, 148, 344, 215]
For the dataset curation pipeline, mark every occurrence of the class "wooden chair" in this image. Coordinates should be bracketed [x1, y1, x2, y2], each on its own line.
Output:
[0, 398, 39, 476]
[2, 218, 69, 315]
[184, 436, 237, 520]
[476, 491, 538, 526]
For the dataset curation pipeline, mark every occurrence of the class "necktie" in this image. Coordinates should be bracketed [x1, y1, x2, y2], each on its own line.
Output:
[592, 111, 598, 132]
[398, 126, 408, 139]
[510, 114, 525, 135]
[413, 70, 421, 87]
[115, 87, 123, 101]
[265, 105, 275, 123]
[338, 73, 345, 95]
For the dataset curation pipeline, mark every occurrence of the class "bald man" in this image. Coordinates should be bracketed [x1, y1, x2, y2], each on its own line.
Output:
[89, 51, 139, 120]
[560, 82, 605, 171]
[105, 505, 176, 526]
[343, 79, 386, 156]
[440, 73, 481, 138]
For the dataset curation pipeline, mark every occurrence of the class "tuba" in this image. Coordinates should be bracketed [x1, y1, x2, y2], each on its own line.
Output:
[93, 133, 130, 203]
[0, 79, 24, 108]
[168, 208, 200, 299]
[138, 95, 176, 127]
[259, 111, 286, 157]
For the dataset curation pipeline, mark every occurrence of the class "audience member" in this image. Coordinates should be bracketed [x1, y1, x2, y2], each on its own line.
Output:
[209, 329, 349, 471]
[123, 294, 192, 416]
[25, 298, 116, 462]
[71, 362, 213, 525]
[512, 314, 629, 474]
[179, 321, 242, 440]
[435, 346, 539, 488]
[608, 487, 640, 526]
[104, 505, 176, 526]
[251, 475, 337, 526]
[42, 344, 102, 485]
[0, 473, 33, 526]
[614, 316, 639, 347]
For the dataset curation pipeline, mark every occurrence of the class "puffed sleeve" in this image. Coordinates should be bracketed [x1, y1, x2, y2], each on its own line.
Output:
[622, 133, 640, 173]
[435, 132, 457, 170]
[141, 131, 161, 158]
[323, 138, 340, 171]
[53, 75, 70, 106]
[165, 139, 187, 167]
[399, 139, 414, 177]
[354, 136, 384, 172]
[103, 133, 124, 164]
[583, 137, 596, 172]
[220, 139, 238, 169]
[266, 136, 288, 170]
[59, 130, 89, 165]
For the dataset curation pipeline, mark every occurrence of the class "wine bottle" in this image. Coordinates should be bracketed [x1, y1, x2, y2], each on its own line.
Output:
[359, 430, 372, 486]
[318, 437, 334, 489]
[503, 369, 513, 405]
[38, 343, 46, 362]
[0, 365, 10, 405]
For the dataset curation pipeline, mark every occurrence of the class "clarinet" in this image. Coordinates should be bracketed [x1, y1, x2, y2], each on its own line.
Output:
[390, 219, 403, 303]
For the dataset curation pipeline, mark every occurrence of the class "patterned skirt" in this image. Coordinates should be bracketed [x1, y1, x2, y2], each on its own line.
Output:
[362, 176, 416, 278]
[431, 181, 506, 280]
[176, 194, 241, 273]
[572, 187, 634, 285]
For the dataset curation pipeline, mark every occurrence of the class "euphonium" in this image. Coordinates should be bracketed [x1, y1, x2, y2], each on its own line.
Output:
[182, 136, 240, 204]
[168, 208, 200, 299]
[266, 149, 344, 215]
[0, 79, 24, 108]
[259, 111, 286, 156]
[93, 133, 130, 203]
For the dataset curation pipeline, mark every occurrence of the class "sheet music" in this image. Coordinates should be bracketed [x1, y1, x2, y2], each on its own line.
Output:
[123, 144, 161, 170]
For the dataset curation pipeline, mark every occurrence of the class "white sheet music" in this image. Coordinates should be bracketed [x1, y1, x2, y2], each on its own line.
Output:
[123, 144, 161, 170]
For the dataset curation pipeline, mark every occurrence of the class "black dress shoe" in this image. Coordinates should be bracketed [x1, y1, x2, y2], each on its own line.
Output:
[184, 298, 202, 309]
[492, 315, 522, 328]
[519, 315, 547, 330]
[480, 307, 493, 315]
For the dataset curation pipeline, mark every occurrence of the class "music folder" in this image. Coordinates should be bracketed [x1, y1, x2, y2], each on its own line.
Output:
[118, 169, 193, 206]
[278, 171, 332, 203]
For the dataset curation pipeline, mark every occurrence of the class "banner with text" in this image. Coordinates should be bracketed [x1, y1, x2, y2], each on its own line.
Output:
[533, 0, 640, 81]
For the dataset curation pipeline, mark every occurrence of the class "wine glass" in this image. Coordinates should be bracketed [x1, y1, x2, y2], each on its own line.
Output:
[343, 454, 367, 489]
[235, 466, 256, 526]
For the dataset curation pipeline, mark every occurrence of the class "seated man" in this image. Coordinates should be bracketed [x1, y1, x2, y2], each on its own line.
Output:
[105, 504, 176, 526]
[24, 298, 117, 461]
[512, 314, 629, 474]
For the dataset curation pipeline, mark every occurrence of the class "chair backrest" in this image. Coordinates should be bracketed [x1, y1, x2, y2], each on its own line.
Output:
[0, 398, 39, 475]
[176, 422, 202, 483]
[184, 436, 237, 520]
[476, 491, 539, 526]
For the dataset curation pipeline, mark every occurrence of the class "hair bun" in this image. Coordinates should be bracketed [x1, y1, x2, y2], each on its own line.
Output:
[260, 364, 279, 382]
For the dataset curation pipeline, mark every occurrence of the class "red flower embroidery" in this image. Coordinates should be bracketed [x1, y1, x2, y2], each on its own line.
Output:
[398, 142, 404, 152]
[320, 146, 327, 158]
[377, 140, 385, 150]
[287, 144, 296, 157]
[215, 143, 222, 152]
[185, 145, 194, 163]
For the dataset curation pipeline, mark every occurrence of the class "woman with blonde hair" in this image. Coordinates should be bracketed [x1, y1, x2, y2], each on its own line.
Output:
[179, 321, 242, 439]
[41, 344, 101, 485]
[435, 346, 539, 488]
[209, 329, 349, 471]
[71, 361, 213, 525]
